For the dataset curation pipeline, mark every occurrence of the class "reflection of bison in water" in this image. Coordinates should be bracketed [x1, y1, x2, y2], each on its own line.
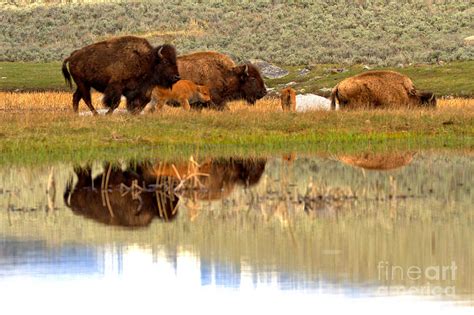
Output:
[63, 163, 179, 227]
[330, 71, 436, 110]
[338, 152, 416, 171]
[63, 158, 266, 226]
[62, 36, 180, 115]
[151, 157, 267, 200]
[176, 52, 267, 109]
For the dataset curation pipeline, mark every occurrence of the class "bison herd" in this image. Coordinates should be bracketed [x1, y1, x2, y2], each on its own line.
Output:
[62, 36, 436, 115]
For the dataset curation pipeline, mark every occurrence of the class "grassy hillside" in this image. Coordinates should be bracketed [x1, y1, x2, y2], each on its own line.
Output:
[1, 60, 473, 97]
[1, 1, 473, 66]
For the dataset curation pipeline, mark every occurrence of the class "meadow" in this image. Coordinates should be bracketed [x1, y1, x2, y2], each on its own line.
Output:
[0, 1, 472, 166]
[2, 61, 474, 98]
[1, 91, 473, 165]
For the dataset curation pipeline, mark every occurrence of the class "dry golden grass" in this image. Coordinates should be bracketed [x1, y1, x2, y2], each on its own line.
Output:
[1, 91, 472, 166]
[1, 91, 473, 113]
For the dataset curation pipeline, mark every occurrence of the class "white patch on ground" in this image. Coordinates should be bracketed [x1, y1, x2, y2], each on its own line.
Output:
[78, 109, 145, 116]
[295, 94, 333, 112]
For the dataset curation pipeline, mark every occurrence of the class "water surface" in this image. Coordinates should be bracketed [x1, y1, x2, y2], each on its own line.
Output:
[1, 152, 472, 314]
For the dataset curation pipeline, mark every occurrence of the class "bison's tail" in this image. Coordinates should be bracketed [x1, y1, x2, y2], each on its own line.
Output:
[330, 86, 338, 110]
[62, 58, 73, 89]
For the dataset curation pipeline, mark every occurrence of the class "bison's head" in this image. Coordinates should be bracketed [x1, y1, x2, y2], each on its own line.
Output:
[233, 64, 267, 105]
[197, 85, 212, 103]
[153, 44, 180, 89]
[417, 91, 437, 108]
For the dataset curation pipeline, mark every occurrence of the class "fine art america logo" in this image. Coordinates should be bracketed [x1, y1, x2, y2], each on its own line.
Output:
[377, 261, 457, 297]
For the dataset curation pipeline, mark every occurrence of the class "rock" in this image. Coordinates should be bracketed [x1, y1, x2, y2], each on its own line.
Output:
[285, 81, 297, 86]
[319, 87, 332, 94]
[248, 59, 289, 79]
[397, 63, 405, 68]
[363, 65, 372, 70]
[464, 36, 474, 46]
[325, 68, 347, 74]
[296, 94, 331, 112]
[298, 68, 310, 76]
[310, 76, 323, 81]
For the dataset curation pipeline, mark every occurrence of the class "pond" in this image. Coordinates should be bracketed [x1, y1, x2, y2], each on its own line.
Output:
[0, 152, 472, 314]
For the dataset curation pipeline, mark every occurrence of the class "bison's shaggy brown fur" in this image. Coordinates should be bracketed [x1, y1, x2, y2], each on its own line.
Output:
[330, 70, 436, 110]
[280, 87, 296, 112]
[177, 51, 267, 110]
[149, 79, 211, 111]
[62, 36, 180, 115]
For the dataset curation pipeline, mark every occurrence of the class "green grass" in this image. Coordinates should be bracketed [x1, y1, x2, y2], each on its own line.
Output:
[266, 61, 474, 97]
[0, 61, 64, 91]
[1, 109, 472, 166]
[1, 60, 474, 97]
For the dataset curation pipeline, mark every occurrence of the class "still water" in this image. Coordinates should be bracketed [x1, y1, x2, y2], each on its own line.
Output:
[0, 153, 472, 314]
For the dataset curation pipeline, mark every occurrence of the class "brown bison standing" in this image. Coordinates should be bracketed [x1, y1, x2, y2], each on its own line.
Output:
[280, 87, 296, 112]
[330, 70, 436, 110]
[62, 36, 180, 115]
[176, 51, 267, 110]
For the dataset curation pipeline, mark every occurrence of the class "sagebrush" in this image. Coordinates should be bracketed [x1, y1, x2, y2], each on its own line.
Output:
[1, 0, 473, 65]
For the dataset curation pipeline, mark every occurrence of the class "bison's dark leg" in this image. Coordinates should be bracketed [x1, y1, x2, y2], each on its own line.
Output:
[126, 94, 151, 115]
[76, 81, 98, 115]
[72, 89, 82, 113]
[103, 85, 122, 115]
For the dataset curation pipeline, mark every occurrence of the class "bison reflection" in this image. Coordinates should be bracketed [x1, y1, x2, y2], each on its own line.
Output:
[151, 157, 266, 201]
[338, 152, 416, 171]
[64, 163, 179, 227]
[63, 158, 266, 226]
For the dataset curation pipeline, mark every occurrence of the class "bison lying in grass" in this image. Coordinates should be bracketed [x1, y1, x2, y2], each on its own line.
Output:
[62, 36, 180, 115]
[330, 70, 436, 110]
[177, 51, 267, 110]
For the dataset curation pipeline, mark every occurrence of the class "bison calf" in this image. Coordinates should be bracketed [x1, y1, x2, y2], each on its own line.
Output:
[330, 70, 436, 110]
[62, 36, 180, 115]
[148, 80, 211, 112]
[280, 87, 296, 112]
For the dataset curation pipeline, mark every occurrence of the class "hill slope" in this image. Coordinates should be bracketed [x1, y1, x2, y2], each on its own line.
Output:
[1, 1, 473, 65]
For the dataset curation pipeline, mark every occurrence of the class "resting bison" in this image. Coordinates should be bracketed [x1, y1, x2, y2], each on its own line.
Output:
[176, 52, 267, 109]
[330, 71, 436, 110]
[148, 79, 211, 111]
[280, 87, 296, 112]
[62, 36, 180, 115]
[63, 163, 179, 227]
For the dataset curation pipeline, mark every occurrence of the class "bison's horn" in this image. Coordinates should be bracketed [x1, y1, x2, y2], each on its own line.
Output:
[158, 46, 164, 59]
[244, 64, 249, 76]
